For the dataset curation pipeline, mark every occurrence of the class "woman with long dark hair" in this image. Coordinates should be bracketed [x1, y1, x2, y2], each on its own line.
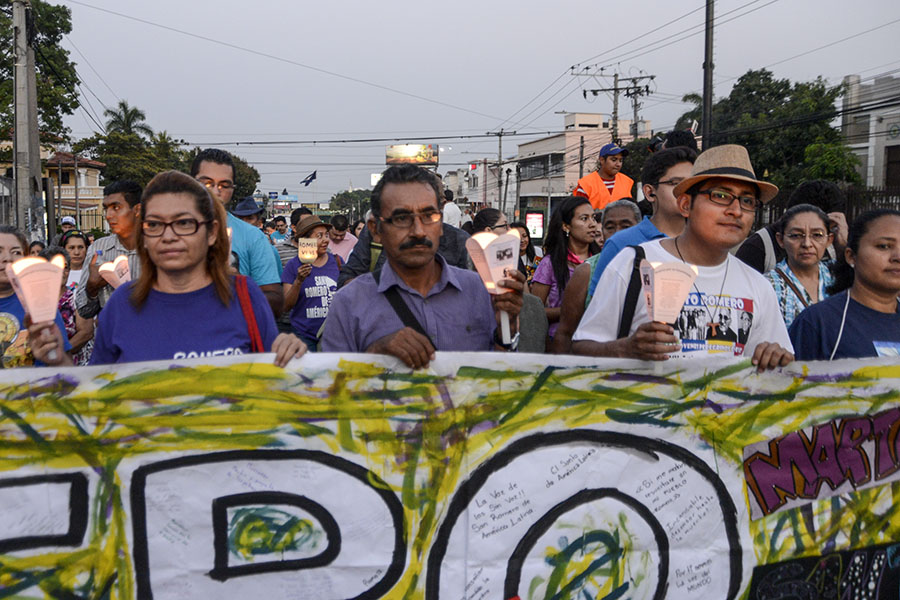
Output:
[764, 204, 834, 327]
[789, 209, 900, 360]
[510, 221, 542, 282]
[30, 171, 307, 366]
[531, 196, 600, 339]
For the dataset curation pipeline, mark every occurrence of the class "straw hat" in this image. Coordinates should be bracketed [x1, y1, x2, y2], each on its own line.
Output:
[295, 215, 331, 238]
[672, 144, 779, 204]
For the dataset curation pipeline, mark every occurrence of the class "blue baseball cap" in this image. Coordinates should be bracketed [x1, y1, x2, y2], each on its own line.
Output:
[232, 197, 264, 217]
[599, 143, 628, 158]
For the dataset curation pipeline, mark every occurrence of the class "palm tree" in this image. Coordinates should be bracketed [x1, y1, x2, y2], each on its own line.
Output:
[103, 100, 154, 138]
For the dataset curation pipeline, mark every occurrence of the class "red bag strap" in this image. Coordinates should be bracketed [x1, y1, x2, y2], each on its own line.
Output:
[235, 275, 264, 353]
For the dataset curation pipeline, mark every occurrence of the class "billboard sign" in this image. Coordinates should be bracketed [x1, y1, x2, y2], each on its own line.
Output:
[385, 144, 438, 166]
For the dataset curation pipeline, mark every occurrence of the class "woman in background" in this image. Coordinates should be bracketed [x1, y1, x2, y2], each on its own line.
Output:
[764, 204, 834, 327]
[61, 230, 89, 291]
[530, 196, 600, 341]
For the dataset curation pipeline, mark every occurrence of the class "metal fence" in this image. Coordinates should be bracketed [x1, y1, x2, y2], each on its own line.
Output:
[0, 177, 13, 226]
[753, 186, 900, 230]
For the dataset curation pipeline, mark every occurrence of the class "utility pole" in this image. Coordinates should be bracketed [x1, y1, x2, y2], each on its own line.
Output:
[702, 0, 715, 150]
[582, 72, 654, 145]
[486, 129, 515, 214]
[624, 78, 654, 141]
[73, 154, 80, 228]
[12, 0, 45, 239]
[579, 136, 585, 178]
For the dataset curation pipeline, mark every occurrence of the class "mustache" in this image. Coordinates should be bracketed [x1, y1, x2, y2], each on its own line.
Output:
[399, 237, 434, 250]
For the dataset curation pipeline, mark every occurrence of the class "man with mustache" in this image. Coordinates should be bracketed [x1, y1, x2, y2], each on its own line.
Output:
[322, 165, 525, 368]
[572, 145, 793, 371]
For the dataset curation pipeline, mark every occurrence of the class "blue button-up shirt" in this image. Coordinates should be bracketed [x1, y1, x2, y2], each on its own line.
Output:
[587, 216, 666, 302]
[321, 254, 496, 353]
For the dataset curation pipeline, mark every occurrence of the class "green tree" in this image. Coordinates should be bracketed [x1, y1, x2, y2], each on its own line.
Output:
[619, 138, 653, 185]
[73, 131, 166, 186]
[675, 69, 860, 188]
[150, 130, 189, 171]
[330, 189, 371, 220]
[103, 99, 153, 138]
[0, 1, 80, 140]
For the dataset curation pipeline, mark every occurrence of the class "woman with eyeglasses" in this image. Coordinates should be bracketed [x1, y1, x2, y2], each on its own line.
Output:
[790, 209, 900, 360]
[39, 246, 94, 365]
[60, 230, 89, 290]
[763, 204, 835, 327]
[30, 171, 307, 367]
[531, 196, 600, 341]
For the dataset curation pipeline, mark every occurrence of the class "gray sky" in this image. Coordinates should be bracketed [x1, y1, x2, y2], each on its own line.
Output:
[60, 0, 899, 201]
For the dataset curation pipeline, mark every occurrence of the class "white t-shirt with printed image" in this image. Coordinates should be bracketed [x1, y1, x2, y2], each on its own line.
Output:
[573, 239, 793, 359]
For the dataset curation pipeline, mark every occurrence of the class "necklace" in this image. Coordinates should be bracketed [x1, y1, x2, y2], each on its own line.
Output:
[674, 236, 729, 337]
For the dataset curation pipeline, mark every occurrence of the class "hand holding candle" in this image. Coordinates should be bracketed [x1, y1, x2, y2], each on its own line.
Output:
[466, 229, 522, 344]
[6, 255, 67, 362]
[297, 238, 318, 264]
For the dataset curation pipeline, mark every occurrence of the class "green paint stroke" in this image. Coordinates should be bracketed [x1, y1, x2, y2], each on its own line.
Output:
[227, 506, 321, 560]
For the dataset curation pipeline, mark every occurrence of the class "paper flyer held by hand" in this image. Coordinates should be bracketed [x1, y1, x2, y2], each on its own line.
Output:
[5, 256, 66, 322]
[98, 255, 130, 288]
[466, 230, 520, 294]
[639, 259, 698, 324]
[297, 238, 318, 264]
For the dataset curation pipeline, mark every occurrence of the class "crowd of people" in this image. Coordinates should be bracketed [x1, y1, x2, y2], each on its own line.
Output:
[4, 139, 899, 371]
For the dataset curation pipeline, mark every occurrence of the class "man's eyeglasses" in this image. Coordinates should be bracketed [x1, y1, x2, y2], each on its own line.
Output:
[490, 223, 510, 232]
[142, 219, 211, 237]
[197, 178, 235, 192]
[784, 231, 829, 243]
[379, 210, 442, 229]
[698, 189, 760, 212]
[656, 178, 684, 187]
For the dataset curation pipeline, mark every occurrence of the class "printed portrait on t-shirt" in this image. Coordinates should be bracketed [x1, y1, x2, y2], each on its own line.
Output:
[674, 292, 755, 356]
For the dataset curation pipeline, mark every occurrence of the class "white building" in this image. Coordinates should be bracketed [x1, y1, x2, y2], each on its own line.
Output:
[842, 74, 900, 187]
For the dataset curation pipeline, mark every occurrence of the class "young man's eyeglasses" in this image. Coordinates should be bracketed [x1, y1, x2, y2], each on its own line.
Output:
[142, 219, 211, 237]
[698, 189, 760, 212]
[379, 210, 442, 228]
[196, 178, 235, 192]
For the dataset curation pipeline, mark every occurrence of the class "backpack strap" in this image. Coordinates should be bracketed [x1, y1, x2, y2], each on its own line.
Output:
[372, 268, 435, 346]
[774, 267, 811, 309]
[617, 245, 646, 339]
[760, 228, 777, 273]
[235, 275, 265, 353]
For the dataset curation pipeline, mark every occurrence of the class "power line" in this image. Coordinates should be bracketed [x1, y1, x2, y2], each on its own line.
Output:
[183, 130, 568, 148]
[492, 69, 571, 132]
[64, 33, 120, 102]
[61, 0, 507, 123]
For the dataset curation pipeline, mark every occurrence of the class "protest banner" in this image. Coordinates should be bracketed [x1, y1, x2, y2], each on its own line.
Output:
[0, 353, 898, 599]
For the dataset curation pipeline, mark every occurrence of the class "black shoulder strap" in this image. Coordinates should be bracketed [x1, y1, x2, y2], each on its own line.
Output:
[372, 268, 435, 346]
[617, 245, 646, 339]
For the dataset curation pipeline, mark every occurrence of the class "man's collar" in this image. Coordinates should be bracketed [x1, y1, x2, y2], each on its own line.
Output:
[377, 253, 462, 298]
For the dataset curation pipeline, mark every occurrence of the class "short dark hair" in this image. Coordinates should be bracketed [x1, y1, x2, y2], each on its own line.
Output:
[331, 214, 349, 231]
[370, 165, 442, 218]
[641, 147, 697, 186]
[664, 130, 698, 151]
[103, 180, 142, 207]
[472, 208, 503, 232]
[39, 245, 69, 265]
[190, 148, 235, 181]
[291, 207, 312, 225]
[443, 189, 454, 203]
[272, 215, 286, 225]
[29, 240, 46, 253]
[788, 180, 846, 213]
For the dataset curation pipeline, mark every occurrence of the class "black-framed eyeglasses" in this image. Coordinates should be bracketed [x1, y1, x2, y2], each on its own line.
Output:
[142, 218, 211, 237]
[196, 178, 235, 192]
[656, 178, 684, 187]
[698, 189, 760, 212]
[379, 210, 442, 229]
[490, 222, 510, 232]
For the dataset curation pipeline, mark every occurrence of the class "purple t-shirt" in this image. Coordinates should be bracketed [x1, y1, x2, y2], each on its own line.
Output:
[321, 254, 496, 353]
[532, 257, 574, 337]
[89, 279, 278, 365]
[281, 254, 340, 340]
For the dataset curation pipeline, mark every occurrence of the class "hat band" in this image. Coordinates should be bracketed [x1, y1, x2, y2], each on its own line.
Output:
[695, 166, 757, 181]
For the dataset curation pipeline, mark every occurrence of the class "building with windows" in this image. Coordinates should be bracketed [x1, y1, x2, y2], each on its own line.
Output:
[842, 74, 900, 187]
[45, 152, 106, 231]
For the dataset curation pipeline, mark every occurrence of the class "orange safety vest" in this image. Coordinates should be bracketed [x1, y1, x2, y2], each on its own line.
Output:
[573, 171, 634, 210]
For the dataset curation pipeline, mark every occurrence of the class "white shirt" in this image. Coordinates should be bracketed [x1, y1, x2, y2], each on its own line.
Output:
[443, 202, 462, 228]
[573, 239, 792, 358]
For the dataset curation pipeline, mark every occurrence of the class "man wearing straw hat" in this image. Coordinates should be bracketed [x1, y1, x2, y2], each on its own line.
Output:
[572, 144, 793, 371]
